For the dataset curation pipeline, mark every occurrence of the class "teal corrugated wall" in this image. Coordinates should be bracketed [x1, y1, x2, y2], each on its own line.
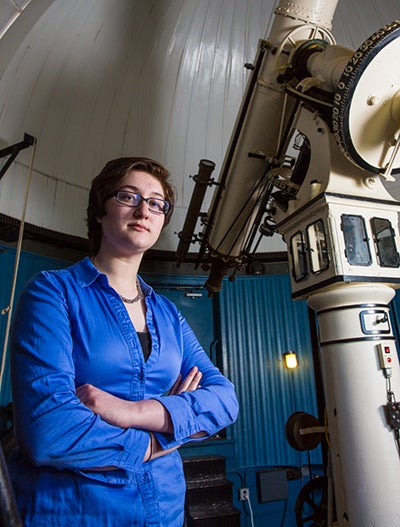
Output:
[0, 245, 69, 404]
[218, 274, 322, 468]
[0, 245, 323, 471]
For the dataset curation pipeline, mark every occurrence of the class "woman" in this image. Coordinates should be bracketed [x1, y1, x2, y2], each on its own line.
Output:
[8, 157, 239, 526]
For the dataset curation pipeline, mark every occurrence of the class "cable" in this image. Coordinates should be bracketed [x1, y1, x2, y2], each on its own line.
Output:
[239, 472, 254, 527]
[279, 498, 288, 527]
[324, 407, 331, 448]
[227, 470, 245, 488]
[244, 494, 255, 527]
[383, 367, 400, 455]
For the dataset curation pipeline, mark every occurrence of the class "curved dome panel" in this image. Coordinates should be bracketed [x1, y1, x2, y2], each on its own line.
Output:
[0, 0, 397, 252]
[0, 0, 273, 251]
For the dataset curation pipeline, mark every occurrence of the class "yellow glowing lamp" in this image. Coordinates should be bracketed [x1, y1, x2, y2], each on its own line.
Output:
[284, 351, 298, 369]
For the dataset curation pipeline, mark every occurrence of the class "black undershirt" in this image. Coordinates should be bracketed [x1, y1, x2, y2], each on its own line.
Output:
[137, 332, 152, 362]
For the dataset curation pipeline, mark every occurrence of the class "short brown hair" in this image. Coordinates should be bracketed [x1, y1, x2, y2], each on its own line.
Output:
[87, 157, 175, 255]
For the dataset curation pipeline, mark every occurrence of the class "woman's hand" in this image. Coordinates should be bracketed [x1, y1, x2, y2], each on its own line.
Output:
[76, 384, 135, 429]
[76, 367, 202, 431]
[170, 366, 202, 395]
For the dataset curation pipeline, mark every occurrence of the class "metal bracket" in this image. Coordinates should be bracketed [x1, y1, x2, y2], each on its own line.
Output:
[0, 133, 36, 181]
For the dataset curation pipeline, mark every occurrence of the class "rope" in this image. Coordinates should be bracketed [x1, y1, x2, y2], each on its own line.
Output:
[0, 139, 37, 392]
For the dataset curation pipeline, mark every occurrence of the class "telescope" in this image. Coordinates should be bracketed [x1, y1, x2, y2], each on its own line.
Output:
[178, 1, 400, 525]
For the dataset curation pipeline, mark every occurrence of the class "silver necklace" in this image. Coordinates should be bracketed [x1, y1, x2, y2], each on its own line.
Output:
[91, 257, 144, 304]
[119, 279, 144, 304]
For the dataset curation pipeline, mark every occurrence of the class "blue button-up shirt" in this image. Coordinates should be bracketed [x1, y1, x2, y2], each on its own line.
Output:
[8, 257, 238, 526]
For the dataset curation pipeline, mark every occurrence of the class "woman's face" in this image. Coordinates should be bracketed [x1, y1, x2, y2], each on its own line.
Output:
[98, 170, 167, 257]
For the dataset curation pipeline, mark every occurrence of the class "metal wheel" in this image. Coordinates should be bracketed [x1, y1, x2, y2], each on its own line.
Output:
[332, 20, 400, 177]
[285, 411, 323, 451]
[295, 476, 332, 527]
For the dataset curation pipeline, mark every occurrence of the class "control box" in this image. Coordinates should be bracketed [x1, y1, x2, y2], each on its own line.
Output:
[376, 342, 396, 369]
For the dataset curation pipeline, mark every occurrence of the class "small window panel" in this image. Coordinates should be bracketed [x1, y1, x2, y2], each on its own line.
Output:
[291, 231, 308, 281]
[371, 217, 399, 268]
[341, 215, 372, 266]
[306, 220, 329, 273]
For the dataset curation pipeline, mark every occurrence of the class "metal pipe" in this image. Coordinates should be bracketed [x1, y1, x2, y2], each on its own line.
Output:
[176, 159, 215, 265]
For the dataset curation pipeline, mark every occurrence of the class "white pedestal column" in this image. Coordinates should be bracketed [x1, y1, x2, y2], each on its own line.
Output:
[308, 284, 400, 527]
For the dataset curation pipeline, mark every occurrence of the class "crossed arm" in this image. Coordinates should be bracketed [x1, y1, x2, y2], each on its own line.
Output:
[76, 366, 203, 462]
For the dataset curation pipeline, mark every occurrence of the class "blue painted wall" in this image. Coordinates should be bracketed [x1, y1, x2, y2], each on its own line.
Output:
[0, 245, 69, 405]
[0, 246, 326, 526]
[217, 275, 323, 527]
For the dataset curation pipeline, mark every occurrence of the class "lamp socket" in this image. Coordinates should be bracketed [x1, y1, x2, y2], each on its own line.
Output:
[239, 487, 250, 501]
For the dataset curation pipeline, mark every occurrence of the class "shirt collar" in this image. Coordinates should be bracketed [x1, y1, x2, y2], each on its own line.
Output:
[73, 257, 154, 298]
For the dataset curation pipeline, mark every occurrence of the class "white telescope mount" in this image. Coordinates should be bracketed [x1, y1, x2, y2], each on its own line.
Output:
[270, 19, 400, 527]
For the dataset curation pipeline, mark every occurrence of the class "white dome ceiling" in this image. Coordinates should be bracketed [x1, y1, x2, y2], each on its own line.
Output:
[0, 0, 398, 253]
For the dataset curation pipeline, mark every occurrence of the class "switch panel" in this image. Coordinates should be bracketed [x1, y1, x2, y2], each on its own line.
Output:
[376, 342, 396, 369]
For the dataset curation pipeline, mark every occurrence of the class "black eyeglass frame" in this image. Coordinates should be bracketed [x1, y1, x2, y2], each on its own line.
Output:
[108, 189, 172, 215]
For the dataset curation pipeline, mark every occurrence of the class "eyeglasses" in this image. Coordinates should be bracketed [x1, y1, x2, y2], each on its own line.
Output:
[109, 190, 171, 215]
